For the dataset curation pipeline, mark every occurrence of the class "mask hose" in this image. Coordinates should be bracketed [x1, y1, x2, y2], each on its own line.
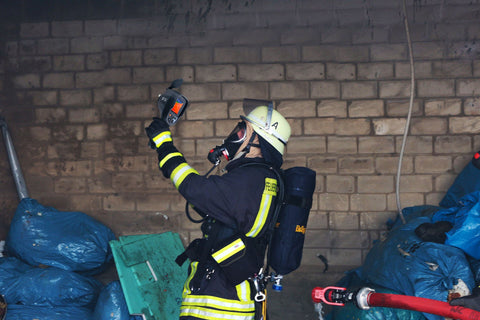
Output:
[185, 163, 219, 223]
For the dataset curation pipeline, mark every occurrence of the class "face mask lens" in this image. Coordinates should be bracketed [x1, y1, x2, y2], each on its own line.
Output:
[225, 121, 246, 144]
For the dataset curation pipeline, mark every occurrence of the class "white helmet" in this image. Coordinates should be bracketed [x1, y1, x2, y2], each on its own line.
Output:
[241, 104, 291, 155]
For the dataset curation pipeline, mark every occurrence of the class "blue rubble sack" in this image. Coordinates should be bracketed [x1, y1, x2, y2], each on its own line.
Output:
[93, 281, 142, 320]
[6, 198, 116, 274]
[5, 305, 93, 320]
[433, 191, 480, 259]
[0, 256, 102, 308]
[440, 152, 480, 208]
[357, 215, 474, 320]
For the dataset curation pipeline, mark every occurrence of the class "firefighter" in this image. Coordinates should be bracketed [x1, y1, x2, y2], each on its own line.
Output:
[145, 104, 291, 320]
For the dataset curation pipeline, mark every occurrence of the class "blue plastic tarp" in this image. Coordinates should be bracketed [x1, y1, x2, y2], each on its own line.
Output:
[440, 161, 480, 208]
[357, 215, 475, 320]
[93, 281, 142, 320]
[0, 257, 102, 308]
[5, 305, 93, 320]
[388, 205, 441, 230]
[6, 198, 115, 274]
[433, 191, 480, 259]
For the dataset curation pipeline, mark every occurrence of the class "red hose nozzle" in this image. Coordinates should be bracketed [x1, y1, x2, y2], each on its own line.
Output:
[311, 286, 348, 306]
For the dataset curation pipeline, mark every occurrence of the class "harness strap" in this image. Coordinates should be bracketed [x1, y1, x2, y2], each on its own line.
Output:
[284, 194, 312, 210]
[176, 238, 205, 266]
[176, 218, 223, 287]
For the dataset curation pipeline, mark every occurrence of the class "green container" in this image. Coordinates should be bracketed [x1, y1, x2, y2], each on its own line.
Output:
[110, 232, 188, 320]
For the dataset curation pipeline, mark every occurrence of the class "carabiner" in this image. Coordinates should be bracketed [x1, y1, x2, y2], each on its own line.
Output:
[252, 276, 266, 302]
[255, 291, 266, 302]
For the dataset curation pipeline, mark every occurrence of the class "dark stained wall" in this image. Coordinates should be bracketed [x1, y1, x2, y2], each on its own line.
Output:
[0, 0, 479, 269]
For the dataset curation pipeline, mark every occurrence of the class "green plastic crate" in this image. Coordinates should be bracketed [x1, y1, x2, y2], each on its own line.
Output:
[110, 232, 189, 320]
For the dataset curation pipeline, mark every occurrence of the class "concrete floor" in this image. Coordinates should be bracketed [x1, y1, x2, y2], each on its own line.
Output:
[268, 266, 349, 320]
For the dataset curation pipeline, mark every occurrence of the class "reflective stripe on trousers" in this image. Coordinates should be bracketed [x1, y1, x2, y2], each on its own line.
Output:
[180, 305, 255, 320]
[180, 288, 255, 319]
[181, 263, 254, 320]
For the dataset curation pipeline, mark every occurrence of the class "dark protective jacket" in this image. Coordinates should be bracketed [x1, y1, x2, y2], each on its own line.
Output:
[155, 129, 279, 320]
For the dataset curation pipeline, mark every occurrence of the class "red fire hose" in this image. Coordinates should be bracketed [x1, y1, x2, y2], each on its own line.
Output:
[312, 286, 480, 320]
[368, 292, 480, 320]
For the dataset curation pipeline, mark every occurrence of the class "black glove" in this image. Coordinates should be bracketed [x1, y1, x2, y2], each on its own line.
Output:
[145, 117, 170, 150]
[450, 286, 480, 311]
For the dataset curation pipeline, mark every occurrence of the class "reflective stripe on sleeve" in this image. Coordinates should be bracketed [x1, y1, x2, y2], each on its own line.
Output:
[211, 238, 245, 263]
[246, 177, 277, 237]
[159, 152, 183, 168]
[153, 131, 172, 148]
[170, 163, 198, 189]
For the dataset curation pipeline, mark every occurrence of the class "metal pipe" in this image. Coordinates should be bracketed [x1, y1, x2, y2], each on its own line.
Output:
[0, 116, 29, 200]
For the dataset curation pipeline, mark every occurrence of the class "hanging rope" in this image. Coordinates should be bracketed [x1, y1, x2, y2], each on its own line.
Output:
[396, 0, 416, 224]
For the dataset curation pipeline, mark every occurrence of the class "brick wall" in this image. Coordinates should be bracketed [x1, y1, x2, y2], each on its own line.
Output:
[1, 0, 480, 269]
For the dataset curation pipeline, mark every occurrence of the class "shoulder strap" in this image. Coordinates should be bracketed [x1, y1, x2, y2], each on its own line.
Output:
[238, 162, 285, 273]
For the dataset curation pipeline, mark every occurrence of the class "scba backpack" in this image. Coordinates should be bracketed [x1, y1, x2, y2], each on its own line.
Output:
[269, 166, 316, 276]
[212, 165, 317, 283]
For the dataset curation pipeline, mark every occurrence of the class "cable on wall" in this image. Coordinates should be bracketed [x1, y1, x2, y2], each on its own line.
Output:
[396, 0, 416, 224]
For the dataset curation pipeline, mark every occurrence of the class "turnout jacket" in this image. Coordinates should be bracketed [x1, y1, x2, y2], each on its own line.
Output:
[154, 129, 279, 320]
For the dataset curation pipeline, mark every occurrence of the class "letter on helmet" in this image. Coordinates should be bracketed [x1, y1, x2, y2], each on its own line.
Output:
[241, 105, 291, 156]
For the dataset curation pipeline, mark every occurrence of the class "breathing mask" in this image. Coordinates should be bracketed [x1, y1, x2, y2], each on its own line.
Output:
[208, 99, 292, 166]
[208, 121, 251, 164]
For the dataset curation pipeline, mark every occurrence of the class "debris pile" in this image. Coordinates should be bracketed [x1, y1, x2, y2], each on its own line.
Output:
[326, 152, 480, 320]
[1, 198, 138, 320]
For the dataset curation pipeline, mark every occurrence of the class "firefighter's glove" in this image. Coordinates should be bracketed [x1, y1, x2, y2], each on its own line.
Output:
[145, 117, 171, 150]
[450, 286, 480, 311]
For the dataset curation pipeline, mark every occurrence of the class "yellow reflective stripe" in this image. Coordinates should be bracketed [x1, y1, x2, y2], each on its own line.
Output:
[236, 281, 251, 302]
[170, 163, 198, 189]
[212, 238, 245, 263]
[183, 261, 198, 297]
[180, 306, 254, 320]
[152, 131, 172, 148]
[159, 152, 183, 168]
[182, 295, 254, 311]
[246, 193, 272, 237]
[246, 177, 277, 237]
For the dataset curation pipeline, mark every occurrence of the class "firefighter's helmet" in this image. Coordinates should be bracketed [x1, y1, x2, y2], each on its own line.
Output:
[241, 105, 291, 156]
